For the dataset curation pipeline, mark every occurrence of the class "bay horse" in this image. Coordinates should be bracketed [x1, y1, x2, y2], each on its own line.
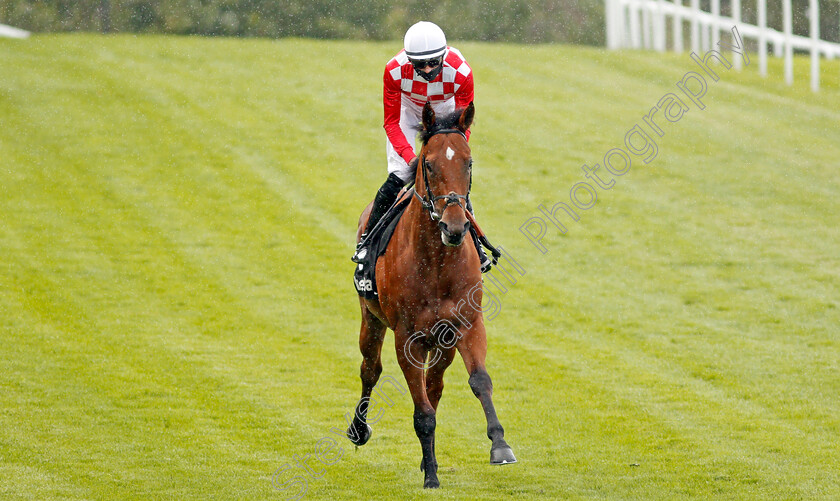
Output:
[347, 102, 516, 488]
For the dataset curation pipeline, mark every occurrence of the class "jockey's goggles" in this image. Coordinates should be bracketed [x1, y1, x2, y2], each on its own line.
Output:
[410, 56, 443, 71]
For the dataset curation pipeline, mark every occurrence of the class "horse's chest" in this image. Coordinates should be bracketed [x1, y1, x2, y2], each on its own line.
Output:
[411, 297, 470, 330]
[377, 248, 478, 330]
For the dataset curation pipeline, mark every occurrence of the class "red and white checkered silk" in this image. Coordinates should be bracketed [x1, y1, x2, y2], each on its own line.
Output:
[383, 47, 474, 164]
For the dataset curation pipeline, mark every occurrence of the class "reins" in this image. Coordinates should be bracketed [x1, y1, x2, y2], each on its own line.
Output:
[412, 128, 470, 221]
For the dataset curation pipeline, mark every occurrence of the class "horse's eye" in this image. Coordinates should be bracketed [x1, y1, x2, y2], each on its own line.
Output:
[425, 161, 434, 173]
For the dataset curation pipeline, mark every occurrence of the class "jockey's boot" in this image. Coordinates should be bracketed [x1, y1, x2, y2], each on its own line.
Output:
[352, 173, 406, 263]
[466, 197, 493, 273]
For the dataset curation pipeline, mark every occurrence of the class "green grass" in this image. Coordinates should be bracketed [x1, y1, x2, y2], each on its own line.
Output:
[1, 33, 839, 500]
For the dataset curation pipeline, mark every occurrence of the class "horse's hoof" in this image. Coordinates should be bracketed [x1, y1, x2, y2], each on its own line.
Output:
[423, 476, 440, 489]
[346, 423, 372, 446]
[490, 445, 517, 465]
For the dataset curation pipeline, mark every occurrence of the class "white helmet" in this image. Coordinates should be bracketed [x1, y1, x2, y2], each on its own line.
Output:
[404, 21, 447, 60]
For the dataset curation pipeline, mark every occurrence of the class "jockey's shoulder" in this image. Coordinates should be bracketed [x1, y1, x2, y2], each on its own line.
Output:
[444, 46, 467, 63]
[444, 48, 470, 73]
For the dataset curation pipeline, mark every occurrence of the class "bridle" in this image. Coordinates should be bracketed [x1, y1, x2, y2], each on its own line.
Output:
[412, 128, 471, 221]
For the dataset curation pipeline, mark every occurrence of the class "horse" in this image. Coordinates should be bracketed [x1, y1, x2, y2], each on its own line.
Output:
[347, 101, 516, 489]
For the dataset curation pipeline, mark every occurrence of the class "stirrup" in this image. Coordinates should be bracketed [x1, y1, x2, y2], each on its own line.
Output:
[479, 254, 493, 273]
[351, 234, 369, 263]
[472, 232, 493, 273]
[351, 247, 368, 264]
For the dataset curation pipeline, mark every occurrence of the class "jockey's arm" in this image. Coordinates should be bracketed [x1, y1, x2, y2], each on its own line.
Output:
[383, 67, 417, 165]
[454, 70, 475, 142]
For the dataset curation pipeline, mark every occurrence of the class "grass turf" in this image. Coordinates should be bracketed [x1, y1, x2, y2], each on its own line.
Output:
[1, 33, 838, 500]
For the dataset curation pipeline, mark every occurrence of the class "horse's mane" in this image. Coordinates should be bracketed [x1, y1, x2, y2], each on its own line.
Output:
[419, 108, 467, 145]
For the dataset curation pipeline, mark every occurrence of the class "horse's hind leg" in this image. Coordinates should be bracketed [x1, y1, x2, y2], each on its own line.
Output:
[457, 330, 517, 465]
[347, 304, 386, 446]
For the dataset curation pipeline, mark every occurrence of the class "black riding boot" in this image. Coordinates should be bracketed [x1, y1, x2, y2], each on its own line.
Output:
[352, 173, 406, 263]
[466, 197, 493, 273]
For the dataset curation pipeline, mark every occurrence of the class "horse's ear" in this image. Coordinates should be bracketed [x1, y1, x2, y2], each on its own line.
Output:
[422, 101, 435, 131]
[458, 101, 475, 132]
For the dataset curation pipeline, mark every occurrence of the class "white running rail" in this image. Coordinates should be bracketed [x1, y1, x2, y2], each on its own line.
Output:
[605, 0, 840, 91]
[0, 24, 30, 39]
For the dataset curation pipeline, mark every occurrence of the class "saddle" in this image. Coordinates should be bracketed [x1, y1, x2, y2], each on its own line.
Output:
[353, 189, 413, 299]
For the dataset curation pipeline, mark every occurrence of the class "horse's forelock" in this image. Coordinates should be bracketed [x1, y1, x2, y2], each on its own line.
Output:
[420, 108, 469, 145]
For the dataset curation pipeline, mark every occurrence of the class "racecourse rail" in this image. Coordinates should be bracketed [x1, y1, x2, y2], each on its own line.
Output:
[605, 0, 840, 91]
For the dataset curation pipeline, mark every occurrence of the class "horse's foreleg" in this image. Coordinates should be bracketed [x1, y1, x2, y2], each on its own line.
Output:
[426, 346, 456, 411]
[396, 330, 440, 489]
[347, 305, 386, 446]
[457, 332, 517, 465]
[421, 346, 456, 474]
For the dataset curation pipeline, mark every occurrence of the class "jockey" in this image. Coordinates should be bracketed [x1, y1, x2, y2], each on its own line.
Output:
[352, 21, 493, 272]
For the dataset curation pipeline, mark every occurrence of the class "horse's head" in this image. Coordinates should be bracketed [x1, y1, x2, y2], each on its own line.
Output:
[416, 101, 475, 247]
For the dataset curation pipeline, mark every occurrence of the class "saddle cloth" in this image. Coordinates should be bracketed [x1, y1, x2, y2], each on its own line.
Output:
[353, 192, 413, 299]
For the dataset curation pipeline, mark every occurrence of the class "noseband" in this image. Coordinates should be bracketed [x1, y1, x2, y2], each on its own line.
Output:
[413, 128, 470, 221]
